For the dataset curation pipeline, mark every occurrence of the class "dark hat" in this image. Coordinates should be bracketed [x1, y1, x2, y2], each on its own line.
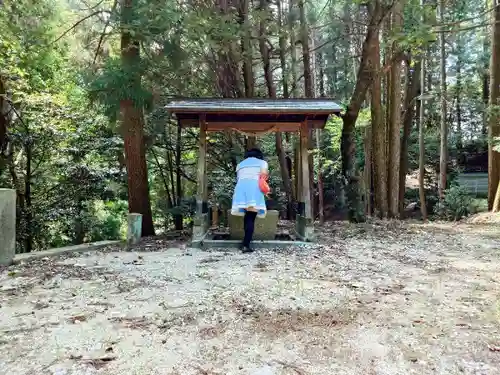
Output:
[244, 148, 264, 160]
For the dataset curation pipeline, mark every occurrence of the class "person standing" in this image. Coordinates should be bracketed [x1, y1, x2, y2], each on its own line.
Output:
[231, 148, 268, 253]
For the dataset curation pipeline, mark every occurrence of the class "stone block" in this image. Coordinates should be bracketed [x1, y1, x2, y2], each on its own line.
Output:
[295, 214, 314, 242]
[0, 189, 16, 265]
[127, 213, 142, 245]
[228, 210, 279, 241]
[192, 213, 209, 241]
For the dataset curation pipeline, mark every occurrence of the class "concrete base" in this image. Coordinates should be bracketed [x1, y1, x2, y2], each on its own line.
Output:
[192, 213, 209, 242]
[295, 214, 315, 241]
[228, 210, 279, 241]
[0, 189, 16, 266]
[193, 239, 311, 250]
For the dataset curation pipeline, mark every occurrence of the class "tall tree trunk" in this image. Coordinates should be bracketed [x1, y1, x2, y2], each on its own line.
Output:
[383, 17, 391, 152]
[311, 32, 325, 223]
[259, 0, 293, 218]
[74, 199, 85, 245]
[238, 0, 255, 150]
[151, 147, 173, 209]
[167, 150, 176, 213]
[298, 0, 315, 216]
[419, 32, 428, 221]
[483, 73, 490, 137]
[174, 120, 183, 230]
[371, 33, 388, 218]
[239, 0, 254, 98]
[289, 0, 299, 98]
[277, 0, 294, 217]
[299, 0, 313, 97]
[364, 120, 372, 216]
[6, 145, 21, 234]
[342, 1, 388, 222]
[289, 0, 299, 194]
[318, 51, 326, 98]
[456, 36, 463, 151]
[488, 0, 500, 211]
[0, 77, 8, 154]
[275, 133, 293, 218]
[342, 5, 351, 101]
[24, 142, 33, 253]
[387, 1, 403, 217]
[399, 58, 421, 216]
[120, 0, 155, 236]
[482, 0, 490, 137]
[438, 0, 448, 200]
[277, 0, 289, 99]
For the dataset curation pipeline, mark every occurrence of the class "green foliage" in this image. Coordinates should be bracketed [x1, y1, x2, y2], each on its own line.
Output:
[434, 186, 474, 221]
[88, 58, 154, 120]
[0, 0, 493, 252]
[89, 201, 127, 241]
[0, 0, 130, 252]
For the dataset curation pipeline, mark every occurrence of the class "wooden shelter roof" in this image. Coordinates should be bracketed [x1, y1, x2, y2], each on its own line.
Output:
[165, 98, 342, 114]
[165, 98, 342, 133]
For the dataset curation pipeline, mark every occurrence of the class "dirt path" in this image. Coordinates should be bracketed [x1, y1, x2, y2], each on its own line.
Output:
[1, 222, 500, 375]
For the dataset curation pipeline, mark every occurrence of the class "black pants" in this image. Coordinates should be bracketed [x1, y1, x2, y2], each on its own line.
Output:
[243, 211, 258, 247]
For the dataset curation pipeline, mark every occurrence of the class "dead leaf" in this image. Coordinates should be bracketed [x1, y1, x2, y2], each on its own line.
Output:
[70, 354, 117, 369]
[33, 301, 49, 310]
[275, 360, 306, 375]
[67, 315, 87, 324]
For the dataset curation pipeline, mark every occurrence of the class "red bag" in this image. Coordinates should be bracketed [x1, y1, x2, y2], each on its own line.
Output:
[259, 173, 270, 195]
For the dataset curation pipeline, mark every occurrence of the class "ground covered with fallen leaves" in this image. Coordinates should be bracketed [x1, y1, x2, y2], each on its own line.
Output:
[2, 221, 500, 375]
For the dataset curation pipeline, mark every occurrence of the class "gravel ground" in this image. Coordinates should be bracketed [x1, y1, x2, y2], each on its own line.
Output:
[1, 221, 500, 375]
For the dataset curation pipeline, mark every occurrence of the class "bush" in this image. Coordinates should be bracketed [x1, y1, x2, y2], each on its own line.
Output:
[434, 186, 474, 220]
[89, 200, 127, 241]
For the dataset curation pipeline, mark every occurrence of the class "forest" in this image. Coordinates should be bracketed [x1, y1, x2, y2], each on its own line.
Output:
[1, 0, 499, 253]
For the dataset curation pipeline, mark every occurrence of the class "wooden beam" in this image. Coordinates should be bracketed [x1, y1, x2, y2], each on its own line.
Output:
[207, 122, 302, 132]
[178, 119, 326, 130]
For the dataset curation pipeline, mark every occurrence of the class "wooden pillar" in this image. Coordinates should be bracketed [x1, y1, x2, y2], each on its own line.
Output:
[212, 204, 219, 227]
[294, 138, 302, 205]
[193, 114, 209, 243]
[296, 120, 314, 241]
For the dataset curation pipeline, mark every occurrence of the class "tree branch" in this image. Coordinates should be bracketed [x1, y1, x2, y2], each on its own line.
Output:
[433, 20, 500, 34]
[78, 0, 106, 11]
[52, 10, 109, 44]
[93, 0, 118, 65]
[434, 4, 499, 29]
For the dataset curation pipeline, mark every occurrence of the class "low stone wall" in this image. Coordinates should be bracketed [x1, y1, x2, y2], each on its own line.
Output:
[13, 240, 121, 264]
[228, 210, 279, 241]
[0, 189, 16, 266]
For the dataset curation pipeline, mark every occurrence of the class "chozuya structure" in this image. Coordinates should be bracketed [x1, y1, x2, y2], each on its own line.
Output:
[165, 98, 342, 248]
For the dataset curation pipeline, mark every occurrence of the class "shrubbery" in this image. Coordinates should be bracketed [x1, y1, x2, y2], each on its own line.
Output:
[434, 186, 475, 221]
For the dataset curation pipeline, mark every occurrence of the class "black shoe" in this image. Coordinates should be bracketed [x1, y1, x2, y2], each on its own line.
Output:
[241, 245, 254, 253]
